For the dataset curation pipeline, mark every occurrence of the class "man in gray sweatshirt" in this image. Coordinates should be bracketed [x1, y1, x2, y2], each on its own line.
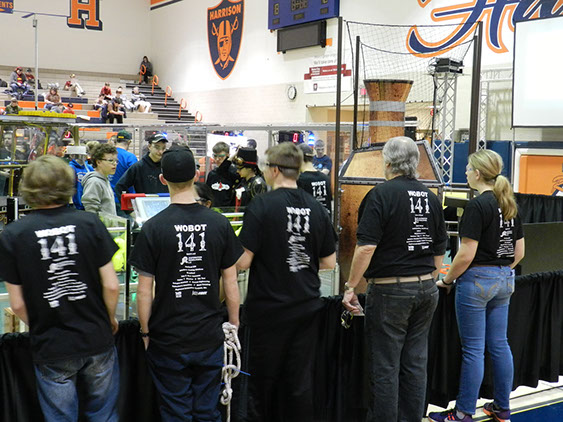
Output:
[82, 143, 118, 216]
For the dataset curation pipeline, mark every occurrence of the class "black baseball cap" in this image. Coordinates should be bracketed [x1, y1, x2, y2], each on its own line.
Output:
[297, 143, 314, 158]
[161, 147, 196, 183]
[148, 133, 168, 144]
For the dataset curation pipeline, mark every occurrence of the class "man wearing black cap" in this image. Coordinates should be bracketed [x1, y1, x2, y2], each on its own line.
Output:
[115, 133, 168, 199]
[130, 147, 242, 421]
[109, 130, 138, 213]
[233, 147, 267, 209]
[297, 143, 332, 217]
[237, 142, 336, 421]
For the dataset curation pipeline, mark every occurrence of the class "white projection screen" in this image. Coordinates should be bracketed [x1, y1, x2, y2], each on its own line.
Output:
[513, 16, 563, 127]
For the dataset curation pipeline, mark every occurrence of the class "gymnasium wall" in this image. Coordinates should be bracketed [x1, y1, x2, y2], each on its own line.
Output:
[0, 0, 150, 75]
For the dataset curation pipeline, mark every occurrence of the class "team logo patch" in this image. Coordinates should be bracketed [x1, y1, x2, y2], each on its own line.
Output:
[211, 182, 231, 191]
[207, 0, 244, 80]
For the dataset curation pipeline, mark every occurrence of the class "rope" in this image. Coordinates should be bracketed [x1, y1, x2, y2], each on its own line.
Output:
[221, 322, 241, 422]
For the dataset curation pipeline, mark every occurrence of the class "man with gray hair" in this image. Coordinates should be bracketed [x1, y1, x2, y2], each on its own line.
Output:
[342, 136, 447, 421]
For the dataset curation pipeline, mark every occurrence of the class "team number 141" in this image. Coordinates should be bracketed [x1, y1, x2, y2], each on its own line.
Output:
[410, 197, 429, 214]
[176, 232, 206, 253]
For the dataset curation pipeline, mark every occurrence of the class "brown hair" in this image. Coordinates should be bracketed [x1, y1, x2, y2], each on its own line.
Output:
[468, 149, 518, 220]
[266, 142, 303, 180]
[212, 141, 229, 155]
[90, 143, 117, 168]
[20, 155, 75, 208]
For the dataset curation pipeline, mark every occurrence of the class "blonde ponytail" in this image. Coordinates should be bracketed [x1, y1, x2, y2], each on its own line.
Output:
[468, 150, 518, 220]
[493, 175, 517, 220]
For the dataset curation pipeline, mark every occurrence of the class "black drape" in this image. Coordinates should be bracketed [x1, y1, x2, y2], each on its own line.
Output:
[515, 193, 563, 223]
[1, 271, 562, 421]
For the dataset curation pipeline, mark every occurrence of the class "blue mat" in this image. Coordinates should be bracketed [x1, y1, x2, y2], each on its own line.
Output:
[512, 400, 563, 421]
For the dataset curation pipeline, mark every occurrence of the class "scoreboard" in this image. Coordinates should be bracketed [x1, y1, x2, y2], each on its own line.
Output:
[268, 0, 340, 30]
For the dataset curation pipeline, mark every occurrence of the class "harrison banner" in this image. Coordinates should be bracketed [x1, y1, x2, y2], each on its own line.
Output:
[410, 0, 563, 57]
[207, 0, 244, 80]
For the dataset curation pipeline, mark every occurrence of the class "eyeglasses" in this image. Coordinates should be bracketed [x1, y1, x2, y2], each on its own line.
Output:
[101, 159, 118, 164]
[213, 153, 227, 159]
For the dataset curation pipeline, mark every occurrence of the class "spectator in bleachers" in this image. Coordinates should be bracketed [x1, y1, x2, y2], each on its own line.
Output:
[44, 87, 63, 113]
[107, 97, 125, 124]
[63, 103, 75, 115]
[94, 94, 107, 111]
[63, 74, 85, 98]
[67, 145, 93, 210]
[115, 87, 135, 112]
[2, 98, 22, 115]
[24, 68, 36, 88]
[139, 56, 153, 85]
[131, 86, 151, 113]
[100, 82, 112, 99]
[9, 67, 30, 99]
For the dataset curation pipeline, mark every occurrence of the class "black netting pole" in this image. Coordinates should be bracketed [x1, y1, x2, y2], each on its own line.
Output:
[334, 16, 343, 233]
[353, 36, 360, 150]
[469, 21, 483, 155]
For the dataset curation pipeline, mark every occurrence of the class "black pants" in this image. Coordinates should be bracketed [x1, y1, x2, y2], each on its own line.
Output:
[108, 114, 123, 124]
[246, 312, 320, 422]
[142, 72, 153, 84]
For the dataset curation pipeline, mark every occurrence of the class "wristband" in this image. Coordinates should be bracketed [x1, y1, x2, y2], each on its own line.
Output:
[441, 279, 453, 286]
[344, 282, 355, 292]
[140, 329, 149, 338]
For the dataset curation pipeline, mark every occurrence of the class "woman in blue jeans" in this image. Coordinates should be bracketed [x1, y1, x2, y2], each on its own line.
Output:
[428, 150, 525, 422]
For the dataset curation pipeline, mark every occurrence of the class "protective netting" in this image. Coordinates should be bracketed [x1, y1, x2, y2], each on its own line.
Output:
[346, 21, 476, 136]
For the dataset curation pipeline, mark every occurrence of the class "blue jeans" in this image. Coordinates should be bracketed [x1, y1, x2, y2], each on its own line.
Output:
[33, 346, 119, 422]
[455, 266, 515, 414]
[365, 278, 439, 422]
[146, 343, 223, 422]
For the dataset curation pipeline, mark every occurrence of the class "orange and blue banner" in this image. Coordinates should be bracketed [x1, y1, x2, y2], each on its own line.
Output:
[410, 0, 563, 57]
[0, 1, 14, 14]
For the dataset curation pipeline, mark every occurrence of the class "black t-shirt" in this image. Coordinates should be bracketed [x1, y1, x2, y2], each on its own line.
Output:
[239, 188, 336, 326]
[459, 190, 524, 266]
[206, 160, 239, 207]
[357, 176, 448, 278]
[297, 170, 332, 217]
[129, 203, 243, 353]
[0, 207, 118, 363]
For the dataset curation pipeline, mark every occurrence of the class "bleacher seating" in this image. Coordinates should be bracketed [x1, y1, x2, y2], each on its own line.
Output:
[0, 65, 196, 125]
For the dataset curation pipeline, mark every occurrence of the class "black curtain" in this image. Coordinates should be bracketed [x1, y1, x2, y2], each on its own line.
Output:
[515, 193, 563, 223]
[1, 271, 562, 421]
